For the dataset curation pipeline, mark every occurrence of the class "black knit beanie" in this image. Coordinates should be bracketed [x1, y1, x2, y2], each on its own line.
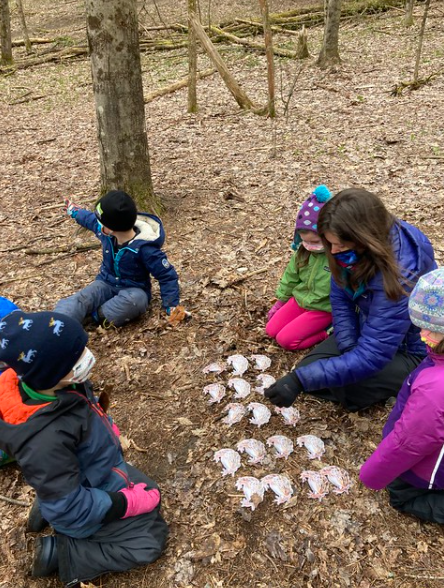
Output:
[95, 191, 137, 231]
[0, 311, 88, 390]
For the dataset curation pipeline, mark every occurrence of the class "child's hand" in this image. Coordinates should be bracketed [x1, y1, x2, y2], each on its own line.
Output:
[265, 372, 303, 407]
[63, 198, 81, 219]
[267, 300, 285, 321]
[166, 306, 192, 326]
[119, 483, 160, 518]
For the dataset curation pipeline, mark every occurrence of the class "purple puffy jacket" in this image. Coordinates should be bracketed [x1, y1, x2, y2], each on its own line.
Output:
[360, 350, 444, 490]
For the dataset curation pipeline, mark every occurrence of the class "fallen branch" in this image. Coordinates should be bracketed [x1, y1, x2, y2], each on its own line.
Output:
[191, 16, 266, 115]
[0, 493, 31, 507]
[0, 273, 41, 285]
[214, 267, 269, 290]
[139, 39, 188, 51]
[8, 92, 46, 105]
[11, 37, 55, 46]
[145, 67, 216, 103]
[130, 439, 149, 453]
[0, 46, 87, 73]
[235, 17, 304, 36]
[210, 25, 298, 58]
[25, 243, 100, 255]
[390, 70, 442, 96]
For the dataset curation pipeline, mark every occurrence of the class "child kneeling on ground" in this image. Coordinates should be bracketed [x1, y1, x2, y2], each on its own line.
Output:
[0, 311, 168, 586]
[55, 190, 183, 327]
[266, 185, 333, 350]
[360, 268, 444, 523]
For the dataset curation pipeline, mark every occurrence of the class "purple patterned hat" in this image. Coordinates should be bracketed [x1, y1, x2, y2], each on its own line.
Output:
[293, 185, 332, 246]
[409, 269, 444, 333]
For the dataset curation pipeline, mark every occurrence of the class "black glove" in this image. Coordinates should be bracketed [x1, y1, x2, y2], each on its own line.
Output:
[265, 372, 303, 407]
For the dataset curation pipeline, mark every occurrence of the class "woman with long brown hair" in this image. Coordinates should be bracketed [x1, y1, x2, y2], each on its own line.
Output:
[265, 188, 437, 411]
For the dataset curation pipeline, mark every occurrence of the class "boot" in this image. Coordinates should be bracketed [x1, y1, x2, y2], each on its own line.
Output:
[27, 498, 49, 533]
[31, 536, 58, 577]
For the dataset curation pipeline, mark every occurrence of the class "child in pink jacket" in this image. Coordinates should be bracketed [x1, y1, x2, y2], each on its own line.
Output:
[360, 268, 444, 523]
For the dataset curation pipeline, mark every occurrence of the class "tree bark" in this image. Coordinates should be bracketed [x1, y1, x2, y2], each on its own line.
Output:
[316, 0, 342, 69]
[85, 0, 156, 211]
[0, 0, 13, 64]
[15, 0, 32, 54]
[403, 0, 415, 26]
[188, 0, 198, 112]
[258, 0, 276, 117]
[191, 16, 264, 114]
[413, 0, 431, 82]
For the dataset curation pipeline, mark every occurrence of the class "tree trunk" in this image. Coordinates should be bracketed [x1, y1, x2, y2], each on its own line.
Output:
[258, 0, 276, 117]
[403, 0, 415, 26]
[316, 0, 342, 69]
[187, 0, 198, 112]
[85, 0, 156, 211]
[413, 0, 431, 83]
[15, 0, 32, 54]
[0, 0, 12, 65]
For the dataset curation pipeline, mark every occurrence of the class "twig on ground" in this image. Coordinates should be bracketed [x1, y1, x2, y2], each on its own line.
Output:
[0, 493, 31, 507]
[130, 440, 149, 453]
[25, 243, 100, 255]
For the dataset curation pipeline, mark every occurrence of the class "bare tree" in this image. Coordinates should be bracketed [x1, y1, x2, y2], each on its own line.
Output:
[413, 0, 431, 83]
[403, 0, 415, 26]
[0, 0, 12, 65]
[258, 0, 276, 117]
[188, 0, 198, 113]
[85, 0, 156, 210]
[16, 0, 32, 54]
[316, 0, 342, 69]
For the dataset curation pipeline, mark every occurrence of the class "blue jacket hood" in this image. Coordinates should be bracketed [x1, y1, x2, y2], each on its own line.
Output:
[132, 213, 166, 249]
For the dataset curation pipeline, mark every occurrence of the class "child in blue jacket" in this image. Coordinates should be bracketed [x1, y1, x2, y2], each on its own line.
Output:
[55, 190, 181, 327]
[0, 310, 168, 585]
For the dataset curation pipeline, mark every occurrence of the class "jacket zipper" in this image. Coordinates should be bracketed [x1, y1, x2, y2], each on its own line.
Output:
[67, 390, 119, 446]
[113, 466, 133, 489]
[307, 254, 320, 292]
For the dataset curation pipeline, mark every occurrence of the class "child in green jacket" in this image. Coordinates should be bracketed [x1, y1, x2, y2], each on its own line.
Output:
[266, 186, 332, 350]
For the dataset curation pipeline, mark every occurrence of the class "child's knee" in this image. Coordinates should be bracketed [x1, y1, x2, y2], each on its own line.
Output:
[127, 290, 149, 313]
[275, 332, 302, 351]
[265, 321, 277, 338]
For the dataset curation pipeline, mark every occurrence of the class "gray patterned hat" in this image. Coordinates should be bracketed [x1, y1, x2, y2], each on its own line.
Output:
[409, 269, 444, 333]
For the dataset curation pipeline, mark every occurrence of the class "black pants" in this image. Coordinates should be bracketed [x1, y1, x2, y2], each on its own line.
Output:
[388, 478, 444, 524]
[57, 464, 169, 586]
[297, 335, 423, 411]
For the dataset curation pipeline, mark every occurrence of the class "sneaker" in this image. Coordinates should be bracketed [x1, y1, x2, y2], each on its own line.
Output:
[31, 536, 58, 577]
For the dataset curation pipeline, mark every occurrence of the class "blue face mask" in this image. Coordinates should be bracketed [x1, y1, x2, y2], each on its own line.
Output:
[333, 249, 360, 267]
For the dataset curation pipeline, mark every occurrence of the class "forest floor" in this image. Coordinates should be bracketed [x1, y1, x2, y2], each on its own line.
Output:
[1, 1, 444, 587]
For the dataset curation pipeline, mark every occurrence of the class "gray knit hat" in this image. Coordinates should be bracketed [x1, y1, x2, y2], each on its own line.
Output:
[409, 269, 444, 333]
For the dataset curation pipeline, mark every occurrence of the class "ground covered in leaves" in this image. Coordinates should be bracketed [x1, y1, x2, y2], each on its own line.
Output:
[1, 0, 444, 587]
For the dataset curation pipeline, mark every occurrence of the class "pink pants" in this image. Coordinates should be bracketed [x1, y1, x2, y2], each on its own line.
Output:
[265, 297, 332, 351]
